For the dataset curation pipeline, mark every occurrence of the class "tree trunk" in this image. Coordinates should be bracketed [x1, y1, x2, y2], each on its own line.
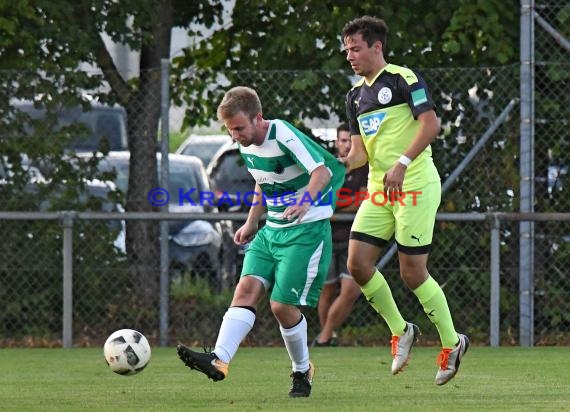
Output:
[125, 85, 160, 304]
[124, 0, 172, 311]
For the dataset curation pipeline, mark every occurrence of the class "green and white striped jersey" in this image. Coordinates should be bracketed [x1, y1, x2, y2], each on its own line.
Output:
[238, 119, 345, 228]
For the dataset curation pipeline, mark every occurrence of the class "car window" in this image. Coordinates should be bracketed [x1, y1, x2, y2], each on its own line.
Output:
[180, 142, 227, 167]
[169, 163, 202, 204]
[14, 104, 128, 152]
[97, 156, 206, 205]
[68, 110, 126, 151]
[210, 151, 254, 193]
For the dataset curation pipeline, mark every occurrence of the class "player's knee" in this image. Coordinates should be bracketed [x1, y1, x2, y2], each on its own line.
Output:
[346, 257, 369, 279]
[231, 277, 264, 306]
[399, 268, 429, 290]
[270, 301, 301, 328]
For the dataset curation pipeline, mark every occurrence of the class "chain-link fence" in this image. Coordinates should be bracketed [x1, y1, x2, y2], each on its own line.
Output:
[533, 1, 570, 214]
[528, 0, 570, 345]
[1, 3, 569, 348]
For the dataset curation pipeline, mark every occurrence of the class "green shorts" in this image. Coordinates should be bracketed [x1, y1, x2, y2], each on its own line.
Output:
[241, 219, 332, 307]
[351, 180, 441, 254]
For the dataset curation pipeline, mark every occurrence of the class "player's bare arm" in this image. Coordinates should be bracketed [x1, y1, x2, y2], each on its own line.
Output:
[383, 110, 440, 193]
[282, 164, 331, 223]
[234, 183, 265, 245]
[341, 134, 368, 172]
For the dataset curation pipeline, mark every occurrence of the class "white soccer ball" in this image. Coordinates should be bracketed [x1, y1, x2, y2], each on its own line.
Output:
[103, 329, 151, 375]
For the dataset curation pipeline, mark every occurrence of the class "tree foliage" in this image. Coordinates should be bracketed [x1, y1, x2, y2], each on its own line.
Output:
[1, 0, 521, 313]
[0, 0, 224, 311]
[172, 0, 519, 129]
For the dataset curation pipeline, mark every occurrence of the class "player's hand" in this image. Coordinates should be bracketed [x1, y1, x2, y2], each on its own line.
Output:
[234, 222, 257, 245]
[383, 163, 407, 198]
[282, 203, 311, 224]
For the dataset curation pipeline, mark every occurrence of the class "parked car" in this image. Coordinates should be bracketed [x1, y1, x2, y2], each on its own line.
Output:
[9, 177, 126, 258]
[11, 100, 129, 153]
[206, 142, 257, 276]
[176, 134, 232, 167]
[82, 151, 237, 289]
[206, 141, 256, 214]
[77, 180, 126, 256]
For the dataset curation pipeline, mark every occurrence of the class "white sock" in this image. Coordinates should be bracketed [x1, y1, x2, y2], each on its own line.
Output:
[280, 315, 310, 372]
[214, 307, 256, 363]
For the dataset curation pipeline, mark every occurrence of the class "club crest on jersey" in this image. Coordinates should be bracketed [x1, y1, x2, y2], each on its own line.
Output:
[378, 87, 392, 105]
[358, 112, 387, 138]
[274, 162, 284, 174]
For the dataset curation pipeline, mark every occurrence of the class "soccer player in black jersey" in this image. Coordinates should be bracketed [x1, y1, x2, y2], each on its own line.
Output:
[341, 15, 469, 386]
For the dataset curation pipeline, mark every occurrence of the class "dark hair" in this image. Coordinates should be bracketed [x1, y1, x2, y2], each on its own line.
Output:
[337, 122, 349, 137]
[342, 16, 388, 51]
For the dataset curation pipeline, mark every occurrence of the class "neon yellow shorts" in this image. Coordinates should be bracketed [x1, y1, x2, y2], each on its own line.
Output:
[351, 181, 441, 254]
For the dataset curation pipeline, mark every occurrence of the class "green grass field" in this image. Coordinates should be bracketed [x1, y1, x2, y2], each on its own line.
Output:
[0, 346, 568, 411]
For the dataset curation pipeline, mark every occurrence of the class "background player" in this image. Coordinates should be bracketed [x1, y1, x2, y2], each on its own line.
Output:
[314, 123, 367, 346]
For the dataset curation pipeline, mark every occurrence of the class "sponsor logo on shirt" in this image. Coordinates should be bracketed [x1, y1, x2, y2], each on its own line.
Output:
[411, 88, 428, 106]
[358, 112, 387, 138]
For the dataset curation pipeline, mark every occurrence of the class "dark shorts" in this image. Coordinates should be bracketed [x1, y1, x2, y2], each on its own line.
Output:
[325, 241, 353, 285]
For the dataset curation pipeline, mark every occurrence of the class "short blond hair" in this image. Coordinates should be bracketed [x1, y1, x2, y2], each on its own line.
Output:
[217, 86, 262, 121]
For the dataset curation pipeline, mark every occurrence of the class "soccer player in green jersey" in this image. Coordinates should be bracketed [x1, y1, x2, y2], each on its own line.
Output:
[177, 86, 345, 397]
[341, 16, 469, 386]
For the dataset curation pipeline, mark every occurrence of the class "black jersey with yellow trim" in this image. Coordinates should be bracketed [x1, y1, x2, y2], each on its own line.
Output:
[345, 63, 436, 137]
[344, 63, 440, 189]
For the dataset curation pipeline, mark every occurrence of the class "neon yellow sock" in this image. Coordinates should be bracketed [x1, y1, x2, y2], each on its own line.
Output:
[413, 275, 458, 348]
[361, 270, 406, 335]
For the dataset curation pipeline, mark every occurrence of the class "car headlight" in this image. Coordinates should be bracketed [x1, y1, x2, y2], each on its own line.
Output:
[171, 220, 221, 248]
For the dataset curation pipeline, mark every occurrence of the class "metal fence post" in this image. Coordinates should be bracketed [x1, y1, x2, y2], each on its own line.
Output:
[489, 213, 501, 347]
[533, 10, 570, 53]
[159, 58, 170, 347]
[520, 0, 535, 347]
[61, 211, 75, 348]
